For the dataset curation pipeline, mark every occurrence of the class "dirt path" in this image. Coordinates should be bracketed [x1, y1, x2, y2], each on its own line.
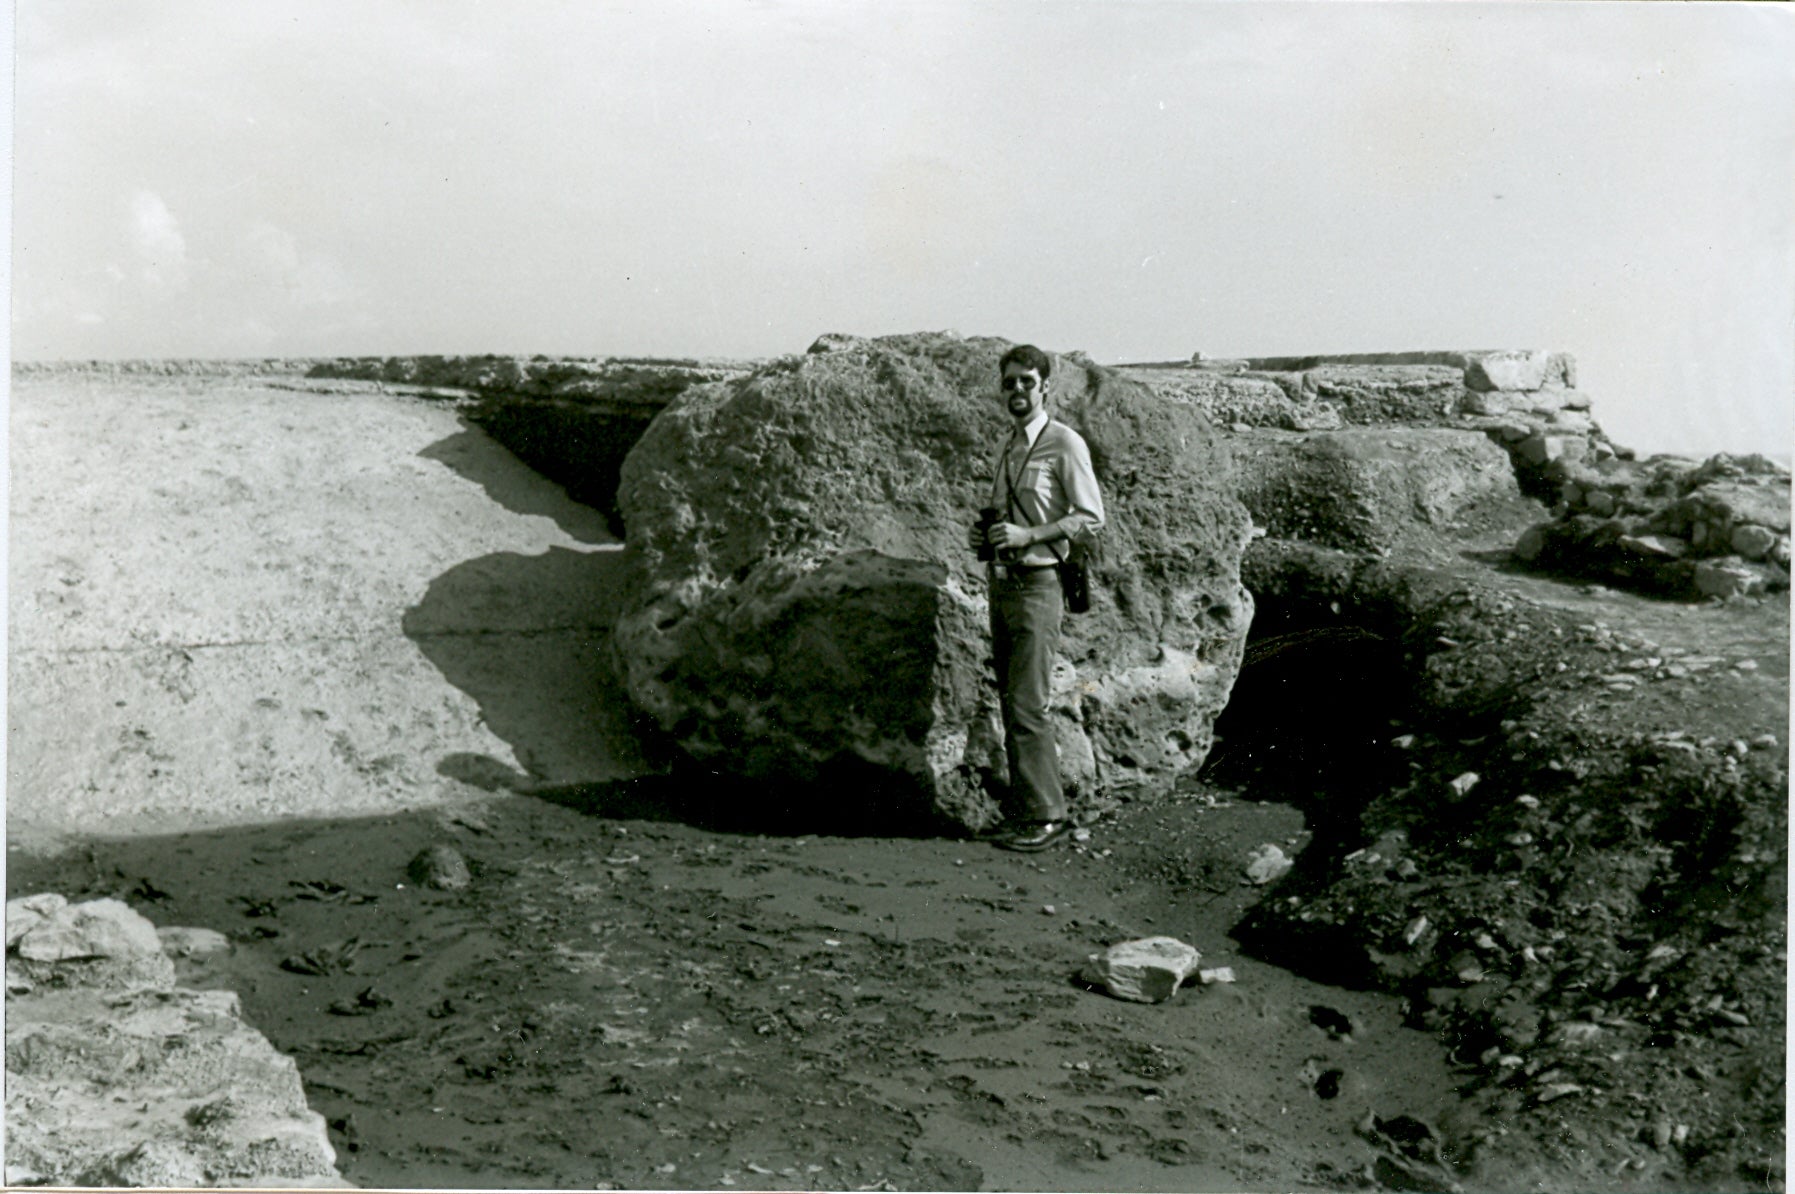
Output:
[8, 370, 1474, 1190]
[13, 790, 1472, 1192]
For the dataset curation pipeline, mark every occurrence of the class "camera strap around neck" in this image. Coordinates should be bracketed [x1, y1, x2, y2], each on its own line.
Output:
[1002, 420, 1068, 566]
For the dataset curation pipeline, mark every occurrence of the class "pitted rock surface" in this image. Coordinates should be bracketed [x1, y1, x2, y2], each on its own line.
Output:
[614, 332, 1254, 829]
[1232, 428, 1528, 553]
[5, 894, 344, 1187]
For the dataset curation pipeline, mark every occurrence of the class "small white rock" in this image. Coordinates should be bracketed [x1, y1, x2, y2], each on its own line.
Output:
[1081, 936, 1203, 1004]
[1198, 966, 1236, 985]
[1244, 844, 1294, 885]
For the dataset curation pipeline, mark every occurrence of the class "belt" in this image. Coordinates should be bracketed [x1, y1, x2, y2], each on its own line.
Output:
[992, 561, 1059, 580]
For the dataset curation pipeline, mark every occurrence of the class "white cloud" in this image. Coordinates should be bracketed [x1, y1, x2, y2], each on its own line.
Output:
[130, 190, 189, 290]
[244, 220, 356, 308]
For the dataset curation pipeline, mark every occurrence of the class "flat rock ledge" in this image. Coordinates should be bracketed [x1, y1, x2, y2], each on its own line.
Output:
[6, 894, 347, 1188]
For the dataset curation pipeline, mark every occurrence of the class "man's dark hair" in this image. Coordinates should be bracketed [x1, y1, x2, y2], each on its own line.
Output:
[999, 344, 1053, 379]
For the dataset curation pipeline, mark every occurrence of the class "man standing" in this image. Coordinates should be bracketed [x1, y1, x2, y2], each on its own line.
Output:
[968, 345, 1105, 852]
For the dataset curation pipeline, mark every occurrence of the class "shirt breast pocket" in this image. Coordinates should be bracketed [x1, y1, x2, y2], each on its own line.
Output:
[1019, 463, 1056, 504]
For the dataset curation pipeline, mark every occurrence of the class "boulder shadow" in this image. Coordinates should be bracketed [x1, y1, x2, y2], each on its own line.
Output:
[408, 427, 955, 839]
[403, 545, 662, 785]
[524, 761, 957, 839]
[419, 424, 613, 545]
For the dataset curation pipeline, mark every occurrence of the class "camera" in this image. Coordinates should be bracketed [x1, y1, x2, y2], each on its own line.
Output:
[974, 506, 1000, 561]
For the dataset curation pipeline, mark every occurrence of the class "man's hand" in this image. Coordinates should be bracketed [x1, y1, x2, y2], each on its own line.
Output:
[987, 521, 1035, 551]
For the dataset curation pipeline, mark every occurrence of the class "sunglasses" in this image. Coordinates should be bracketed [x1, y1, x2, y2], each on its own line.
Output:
[1001, 375, 1041, 393]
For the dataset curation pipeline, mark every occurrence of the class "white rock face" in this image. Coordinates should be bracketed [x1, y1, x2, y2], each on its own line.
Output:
[11, 897, 175, 991]
[1464, 350, 1553, 392]
[1082, 937, 1203, 1003]
[6, 894, 346, 1187]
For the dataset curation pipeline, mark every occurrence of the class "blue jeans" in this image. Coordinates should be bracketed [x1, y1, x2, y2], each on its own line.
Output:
[990, 565, 1066, 823]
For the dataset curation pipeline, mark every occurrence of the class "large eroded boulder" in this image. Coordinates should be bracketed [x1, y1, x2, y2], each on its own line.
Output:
[613, 333, 1254, 829]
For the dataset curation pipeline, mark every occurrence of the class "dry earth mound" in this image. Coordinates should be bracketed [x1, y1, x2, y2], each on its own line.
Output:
[612, 332, 1255, 831]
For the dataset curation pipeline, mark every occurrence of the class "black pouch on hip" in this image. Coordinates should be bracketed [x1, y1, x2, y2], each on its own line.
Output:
[1056, 552, 1090, 614]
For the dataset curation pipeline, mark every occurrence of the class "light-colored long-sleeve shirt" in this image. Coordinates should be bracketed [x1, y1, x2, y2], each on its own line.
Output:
[987, 410, 1105, 567]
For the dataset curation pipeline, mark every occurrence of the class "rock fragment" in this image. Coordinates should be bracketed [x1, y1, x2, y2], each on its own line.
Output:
[157, 926, 232, 960]
[6, 894, 345, 1187]
[1731, 524, 1778, 560]
[1694, 560, 1767, 599]
[5, 893, 68, 948]
[1464, 350, 1553, 392]
[1081, 937, 1203, 1003]
[407, 844, 472, 890]
[9, 897, 175, 991]
[1244, 844, 1294, 885]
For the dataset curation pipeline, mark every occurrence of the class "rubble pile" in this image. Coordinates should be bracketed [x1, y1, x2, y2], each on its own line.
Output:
[1221, 527, 1786, 1186]
[1122, 350, 1614, 560]
[5, 894, 345, 1188]
[1513, 451, 1791, 600]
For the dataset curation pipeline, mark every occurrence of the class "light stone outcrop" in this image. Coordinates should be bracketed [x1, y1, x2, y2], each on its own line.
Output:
[6, 894, 345, 1187]
[613, 332, 1254, 830]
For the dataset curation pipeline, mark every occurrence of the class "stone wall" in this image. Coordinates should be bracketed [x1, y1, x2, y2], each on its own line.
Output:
[1117, 348, 1611, 504]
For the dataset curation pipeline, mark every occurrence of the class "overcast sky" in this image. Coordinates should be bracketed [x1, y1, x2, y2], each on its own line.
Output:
[11, 1, 1793, 456]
